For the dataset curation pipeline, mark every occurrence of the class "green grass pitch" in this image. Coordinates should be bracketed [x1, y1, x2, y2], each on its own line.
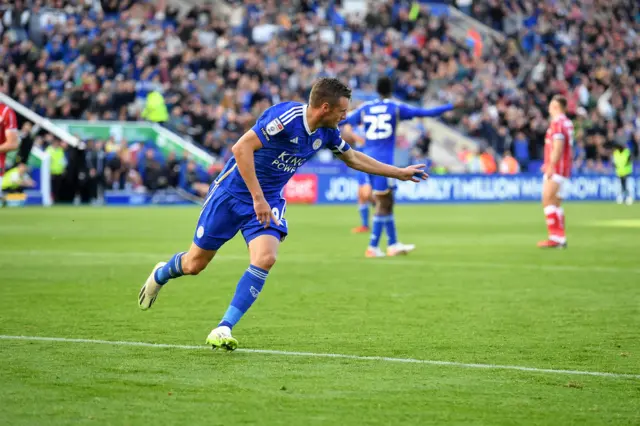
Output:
[1, 203, 639, 425]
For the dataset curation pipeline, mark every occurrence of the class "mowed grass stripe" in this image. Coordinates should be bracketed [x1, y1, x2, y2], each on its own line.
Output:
[4, 249, 640, 274]
[1, 335, 639, 380]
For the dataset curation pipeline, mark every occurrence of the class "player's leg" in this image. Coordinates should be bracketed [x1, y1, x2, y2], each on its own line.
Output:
[206, 234, 280, 351]
[554, 176, 570, 245]
[138, 187, 240, 310]
[220, 234, 279, 329]
[352, 173, 372, 233]
[384, 189, 416, 256]
[555, 199, 566, 244]
[206, 200, 288, 351]
[138, 244, 217, 310]
[617, 176, 626, 204]
[381, 180, 415, 256]
[620, 176, 633, 205]
[365, 175, 391, 257]
[538, 176, 566, 248]
[624, 176, 634, 205]
[365, 176, 415, 258]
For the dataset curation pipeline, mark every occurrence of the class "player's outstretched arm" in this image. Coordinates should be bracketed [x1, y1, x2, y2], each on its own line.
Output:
[340, 123, 365, 147]
[400, 99, 476, 121]
[231, 130, 279, 227]
[409, 104, 454, 118]
[337, 149, 428, 182]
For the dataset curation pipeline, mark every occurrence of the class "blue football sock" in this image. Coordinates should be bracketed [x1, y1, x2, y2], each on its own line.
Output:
[219, 265, 268, 329]
[369, 215, 386, 248]
[154, 252, 186, 285]
[359, 204, 370, 228]
[385, 215, 398, 246]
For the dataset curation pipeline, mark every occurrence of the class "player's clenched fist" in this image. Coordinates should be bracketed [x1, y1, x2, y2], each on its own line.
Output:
[396, 164, 429, 182]
[253, 196, 280, 228]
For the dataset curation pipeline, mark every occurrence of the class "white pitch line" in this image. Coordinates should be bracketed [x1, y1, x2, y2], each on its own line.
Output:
[1, 335, 638, 380]
[3, 250, 640, 274]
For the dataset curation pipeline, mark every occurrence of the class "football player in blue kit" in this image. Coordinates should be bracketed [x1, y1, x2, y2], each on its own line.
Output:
[339, 120, 372, 233]
[342, 77, 461, 258]
[138, 78, 428, 350]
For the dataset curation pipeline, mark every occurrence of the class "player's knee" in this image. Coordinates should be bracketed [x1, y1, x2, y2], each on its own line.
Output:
[376, 195, 393, 214]
[253, 252, 277, 271]
[541, 191, 555, 206]
[182, 255, 209, 275]
[359, 187, 372, 203]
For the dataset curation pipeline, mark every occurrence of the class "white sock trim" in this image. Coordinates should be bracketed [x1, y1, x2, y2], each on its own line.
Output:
[549, 235, 566, 244]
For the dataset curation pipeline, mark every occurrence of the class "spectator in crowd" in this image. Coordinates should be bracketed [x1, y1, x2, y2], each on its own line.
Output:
[1, 162, 35, 194]
[81, 138, 105, 204]
[141, 147, 169, 192]
[499, 150, 520, 174]
[511, 131, 530, 171]
[440, 0, 639, 170]
[181, 159, 210, 198]
[166, 151, 181, 188]
[141, 89, 169, 124]
[45, 138, 66, 201]
[411, 128, 432, 162]
[104, 143, 142, 190]
[0, 0, 636, 178]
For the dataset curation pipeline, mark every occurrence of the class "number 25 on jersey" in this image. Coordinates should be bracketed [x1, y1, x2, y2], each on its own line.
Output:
[363, 114, 393, 140]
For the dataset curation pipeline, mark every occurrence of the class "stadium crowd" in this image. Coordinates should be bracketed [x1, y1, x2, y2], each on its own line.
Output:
[0, 0, 638, 197]
[443, 0, 640, 174]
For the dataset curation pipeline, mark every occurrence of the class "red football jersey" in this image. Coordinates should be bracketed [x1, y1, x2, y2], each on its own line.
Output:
[0, 103, 18, 177]
[544, 114, 574, 178]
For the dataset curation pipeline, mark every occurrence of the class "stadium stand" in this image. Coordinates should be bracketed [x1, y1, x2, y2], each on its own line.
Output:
[0, 0, 638, 203]
[440, 0, 640, 173]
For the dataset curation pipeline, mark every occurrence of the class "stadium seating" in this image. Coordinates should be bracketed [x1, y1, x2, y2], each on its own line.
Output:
[0, 0, 638, 181]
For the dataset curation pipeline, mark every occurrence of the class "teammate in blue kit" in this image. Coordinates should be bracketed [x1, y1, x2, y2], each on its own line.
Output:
[339, 120, 372, 233]
[342, 77, 463, 258]
[137, 78, 428, 350]
[352, 128, 373, 233]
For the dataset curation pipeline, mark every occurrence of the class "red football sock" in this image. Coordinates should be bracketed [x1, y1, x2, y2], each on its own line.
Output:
[544, 205, 557, 236]
[544, 205, 565, 243]
[556, 207, 566, 239]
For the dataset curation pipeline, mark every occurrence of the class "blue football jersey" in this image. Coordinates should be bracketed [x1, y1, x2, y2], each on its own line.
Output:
[344, 99, 453, 165]
[353, 124, 367, 154]
[216, 102, 351, 204]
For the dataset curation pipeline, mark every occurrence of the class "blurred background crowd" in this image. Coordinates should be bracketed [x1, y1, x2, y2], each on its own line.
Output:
[0, 0, 638, 201]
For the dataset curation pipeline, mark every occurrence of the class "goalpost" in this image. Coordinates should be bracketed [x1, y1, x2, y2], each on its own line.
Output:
[26, 146, 52, 207]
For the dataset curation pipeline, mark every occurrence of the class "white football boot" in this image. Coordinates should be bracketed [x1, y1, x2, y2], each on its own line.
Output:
[138, 262, 166, 310]
[206, 326, 238, 351]
[365, 246, 386, 258]
[387, 242, 416, 256]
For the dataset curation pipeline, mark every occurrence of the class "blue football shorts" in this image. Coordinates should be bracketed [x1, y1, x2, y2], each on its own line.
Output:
[193, 185, 288, 251]
[369, 175, 397, 194]
[357, 171, 371, 187]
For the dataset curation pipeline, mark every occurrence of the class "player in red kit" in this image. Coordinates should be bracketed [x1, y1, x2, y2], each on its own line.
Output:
[538, 95, 574, 248]
[0, 101, 20, 202]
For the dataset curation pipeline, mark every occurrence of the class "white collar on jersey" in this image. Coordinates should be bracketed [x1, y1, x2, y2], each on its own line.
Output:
[302, 104, 314, 135]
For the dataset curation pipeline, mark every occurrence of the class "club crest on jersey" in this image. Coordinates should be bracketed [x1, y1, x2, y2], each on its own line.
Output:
[266, 118, 284, 136]
[312, 139, 322, 150]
